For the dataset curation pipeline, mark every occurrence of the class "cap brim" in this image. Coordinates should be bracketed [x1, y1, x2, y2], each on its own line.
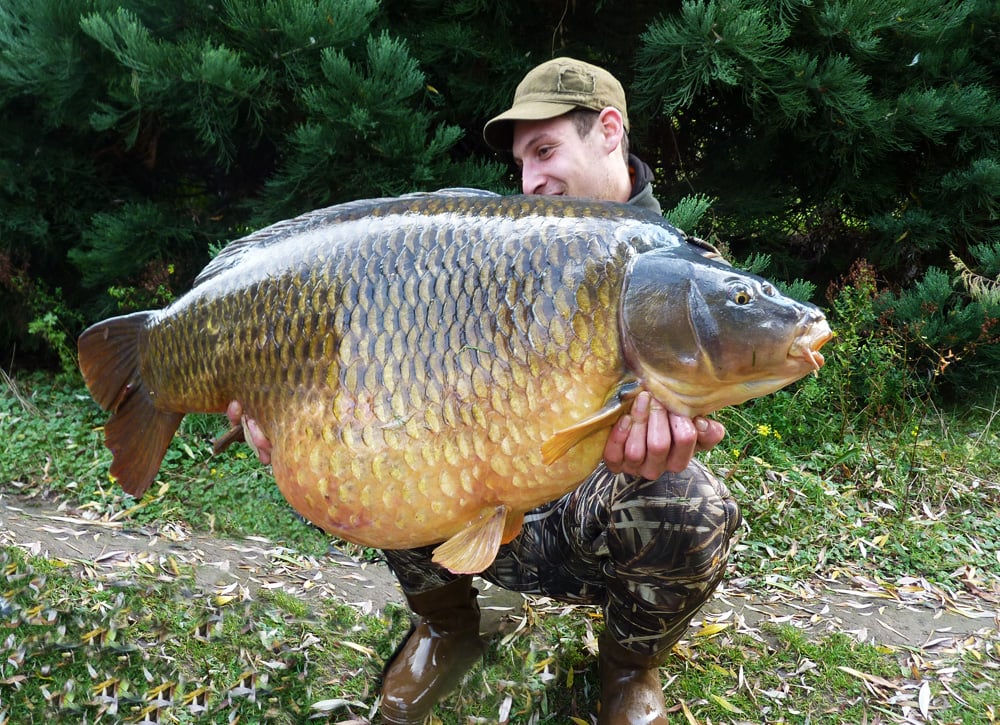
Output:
[483, 100, 581, 151]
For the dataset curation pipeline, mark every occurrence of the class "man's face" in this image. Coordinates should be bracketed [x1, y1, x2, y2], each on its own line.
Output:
[511, 114, 622, 201]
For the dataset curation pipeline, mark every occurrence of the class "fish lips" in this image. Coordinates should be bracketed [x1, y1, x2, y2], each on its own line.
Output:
[789, 311, 833, 371]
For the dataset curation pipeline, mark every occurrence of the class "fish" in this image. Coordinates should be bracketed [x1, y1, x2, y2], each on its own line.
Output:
[77, 189, 832, 574]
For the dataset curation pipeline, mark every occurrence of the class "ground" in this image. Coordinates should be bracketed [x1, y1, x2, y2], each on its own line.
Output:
[2, 494, 995, 651]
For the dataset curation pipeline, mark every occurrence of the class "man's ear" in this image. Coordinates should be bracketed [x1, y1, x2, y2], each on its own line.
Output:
[597, 107, 625, 153]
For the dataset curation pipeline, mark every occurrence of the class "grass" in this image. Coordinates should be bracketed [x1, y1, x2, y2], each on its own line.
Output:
[0, 545, 401, 723]
[2, 368, 999, 723]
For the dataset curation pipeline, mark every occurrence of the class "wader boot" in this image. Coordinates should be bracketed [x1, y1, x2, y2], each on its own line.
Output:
[597, 632, 670, 725]
[380, 575, 485, 724]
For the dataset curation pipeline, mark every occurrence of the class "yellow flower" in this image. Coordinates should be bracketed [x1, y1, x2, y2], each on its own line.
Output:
[756, 424, 772, 437]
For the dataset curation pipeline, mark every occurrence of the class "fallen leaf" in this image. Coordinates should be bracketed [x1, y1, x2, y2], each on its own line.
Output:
[919, 680, 931, 718]
[695, 622, 730, 638]
[837, 665, 897, 689]
[680, 699, 700, 725]
[710, 693, 744, 714]
[312, 698, 367, 711]
[336, 640, 376, 657]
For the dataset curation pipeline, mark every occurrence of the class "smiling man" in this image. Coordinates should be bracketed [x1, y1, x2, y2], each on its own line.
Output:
[485, 56, 661, 213]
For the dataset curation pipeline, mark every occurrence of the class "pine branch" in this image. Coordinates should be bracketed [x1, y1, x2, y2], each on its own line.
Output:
[952, 252, 1000, 306]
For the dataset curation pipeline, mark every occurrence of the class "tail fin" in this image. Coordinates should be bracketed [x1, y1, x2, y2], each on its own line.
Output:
[78, 312, 184, 498]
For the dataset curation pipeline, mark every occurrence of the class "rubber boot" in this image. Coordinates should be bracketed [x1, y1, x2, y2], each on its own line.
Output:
[596, 632, 670, 725]
[380, 575, 485, 724]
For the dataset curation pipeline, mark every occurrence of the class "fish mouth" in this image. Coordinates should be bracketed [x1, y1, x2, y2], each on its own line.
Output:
[789, 318, 833, 371]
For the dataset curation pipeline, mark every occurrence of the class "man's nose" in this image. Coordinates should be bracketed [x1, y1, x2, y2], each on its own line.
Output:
[520, 162, 544, 195]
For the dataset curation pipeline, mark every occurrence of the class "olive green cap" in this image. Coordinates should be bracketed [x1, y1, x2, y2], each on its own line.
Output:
[483, 57, 629, 151]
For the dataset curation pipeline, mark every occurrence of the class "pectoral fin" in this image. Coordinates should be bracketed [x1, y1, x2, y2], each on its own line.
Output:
[540, 378, 641, 465]
[432, 505, 511, 574]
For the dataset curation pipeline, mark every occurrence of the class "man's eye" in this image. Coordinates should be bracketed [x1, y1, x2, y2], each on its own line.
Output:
[538, 146, 553, 159]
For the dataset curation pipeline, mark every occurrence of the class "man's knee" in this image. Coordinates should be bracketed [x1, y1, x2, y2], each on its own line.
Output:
[601, 464, 741, 655]
[607, 463, 741, 572]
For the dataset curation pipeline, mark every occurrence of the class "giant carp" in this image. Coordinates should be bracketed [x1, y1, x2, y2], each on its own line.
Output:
[78, 190, 831, 573]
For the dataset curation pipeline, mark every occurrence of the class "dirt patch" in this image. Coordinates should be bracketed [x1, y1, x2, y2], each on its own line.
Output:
[2, 495, 997, 650]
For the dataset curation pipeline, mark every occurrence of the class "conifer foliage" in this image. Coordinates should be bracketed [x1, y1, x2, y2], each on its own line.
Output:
[629, 0, 999, 393]
[0, 0, 502, 364]
[632, 0, 999, 280]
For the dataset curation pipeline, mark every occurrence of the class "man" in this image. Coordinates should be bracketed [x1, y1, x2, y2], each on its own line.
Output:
[228, 58, 739, 724]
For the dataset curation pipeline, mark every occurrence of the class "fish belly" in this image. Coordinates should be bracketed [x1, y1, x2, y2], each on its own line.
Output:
[268, 365, 619, 550]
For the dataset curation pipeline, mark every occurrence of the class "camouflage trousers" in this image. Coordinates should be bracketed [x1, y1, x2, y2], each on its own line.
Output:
[384, 459, 742, 656]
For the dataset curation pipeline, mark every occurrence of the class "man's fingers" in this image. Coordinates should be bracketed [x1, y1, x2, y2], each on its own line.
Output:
[222, 401, 273, 465]
[635, 399, 671, 479]
[602, 413, 633, 472]
[694, 416, 726, 451]
[605, 397, 726, 477]
[662, 412, 697, 474]
[226, 400, 243, 427]
[242, 416, 272, 465]
[623, 392, 651, 464]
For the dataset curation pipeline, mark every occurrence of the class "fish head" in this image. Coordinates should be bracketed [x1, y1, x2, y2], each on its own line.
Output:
[621, 246, 833, 417]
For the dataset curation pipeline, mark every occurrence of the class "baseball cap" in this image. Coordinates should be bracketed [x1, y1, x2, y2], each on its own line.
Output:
[483, 57, 629, 151]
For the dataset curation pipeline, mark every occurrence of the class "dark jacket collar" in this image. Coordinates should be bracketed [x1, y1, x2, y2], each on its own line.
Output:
[627, 154, 662, 215]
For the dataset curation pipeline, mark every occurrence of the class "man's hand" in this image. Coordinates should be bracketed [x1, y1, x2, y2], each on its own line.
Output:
[602, 391, 725, 479]
[225, 401, 274, 465]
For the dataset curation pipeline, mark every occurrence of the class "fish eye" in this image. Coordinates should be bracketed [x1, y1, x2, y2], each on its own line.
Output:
[729, 284, 754, 305]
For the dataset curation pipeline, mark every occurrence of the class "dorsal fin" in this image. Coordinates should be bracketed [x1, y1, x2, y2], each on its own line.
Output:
[194, 189, 502, 287]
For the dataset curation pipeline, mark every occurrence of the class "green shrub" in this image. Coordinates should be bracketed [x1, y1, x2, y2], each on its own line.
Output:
[878, 242, 1000, 396]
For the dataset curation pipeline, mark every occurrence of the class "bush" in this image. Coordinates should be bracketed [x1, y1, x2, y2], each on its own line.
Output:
[878, 242, 1000, 396]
